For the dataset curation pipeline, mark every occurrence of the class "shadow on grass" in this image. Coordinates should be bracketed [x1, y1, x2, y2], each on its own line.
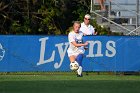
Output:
[0, 80, 140, 93]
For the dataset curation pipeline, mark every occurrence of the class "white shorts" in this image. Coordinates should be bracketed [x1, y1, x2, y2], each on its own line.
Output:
[67, 48, 84, 57]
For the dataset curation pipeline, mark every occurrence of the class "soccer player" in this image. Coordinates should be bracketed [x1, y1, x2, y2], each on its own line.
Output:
[67, 21, 88, 77]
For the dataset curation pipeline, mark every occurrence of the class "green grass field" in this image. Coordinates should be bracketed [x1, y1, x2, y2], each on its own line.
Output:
[0, 73, 140, 93]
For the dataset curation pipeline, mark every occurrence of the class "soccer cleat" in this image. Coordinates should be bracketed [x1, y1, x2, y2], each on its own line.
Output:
[77, 74, 83, 77]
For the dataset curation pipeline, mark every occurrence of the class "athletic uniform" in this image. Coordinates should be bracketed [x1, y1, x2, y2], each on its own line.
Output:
[67, 30, 85, 57]
[67, 30, 85, 76]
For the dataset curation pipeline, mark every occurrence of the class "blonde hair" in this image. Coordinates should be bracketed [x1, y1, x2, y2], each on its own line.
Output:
[73, 21, 81, 27]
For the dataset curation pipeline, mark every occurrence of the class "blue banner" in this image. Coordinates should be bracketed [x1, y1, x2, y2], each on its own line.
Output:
[0, 35, 140, 72]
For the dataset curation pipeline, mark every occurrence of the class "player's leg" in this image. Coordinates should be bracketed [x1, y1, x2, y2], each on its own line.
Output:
[97, 0, 106, 10]
[101, 0, 106, 10]
[76, 54, 84, 77]
[69, 55, 76, 63]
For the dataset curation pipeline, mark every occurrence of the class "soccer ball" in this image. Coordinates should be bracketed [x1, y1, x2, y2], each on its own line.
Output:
[70, 61, 79, 71]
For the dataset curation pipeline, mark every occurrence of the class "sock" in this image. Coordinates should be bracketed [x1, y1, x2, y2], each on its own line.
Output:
[77, 66, 82, 75]
[76, 54, 83, 66]
[79, 66, 82, 75]
[76, 54, 83, 75]
[77, 67, 81, 75]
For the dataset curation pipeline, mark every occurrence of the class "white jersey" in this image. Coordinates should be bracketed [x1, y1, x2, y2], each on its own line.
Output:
[67, 31, 85, 57]
[80, 22, 95, 35]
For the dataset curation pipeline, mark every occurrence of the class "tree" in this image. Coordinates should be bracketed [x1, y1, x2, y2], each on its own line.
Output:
[1, 0, 115, 35]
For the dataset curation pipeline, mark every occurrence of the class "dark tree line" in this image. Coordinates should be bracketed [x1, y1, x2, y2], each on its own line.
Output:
[1, 0, 121, 35]
[0, 0, 91, 35]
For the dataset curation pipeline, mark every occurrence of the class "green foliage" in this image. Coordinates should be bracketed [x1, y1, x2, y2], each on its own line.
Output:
[92, 21, 109, 35]
[10, 17, 31, 34]
[0, 0, 117, 35]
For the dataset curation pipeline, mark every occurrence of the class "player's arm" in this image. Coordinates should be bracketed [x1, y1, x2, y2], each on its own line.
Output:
[93, 27, 97, 35]
[94, 31, 98, 35]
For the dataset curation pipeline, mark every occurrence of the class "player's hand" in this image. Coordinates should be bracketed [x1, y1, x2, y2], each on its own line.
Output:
[84, 41, 88, 50]
[84, 41, 89, 46]
[94, 31, 98, 35]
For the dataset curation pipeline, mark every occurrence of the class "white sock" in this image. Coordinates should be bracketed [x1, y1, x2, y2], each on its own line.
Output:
[77, 66, 82, 75]
[79, 66, 82, 75]
[77, 67, 80, 75]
